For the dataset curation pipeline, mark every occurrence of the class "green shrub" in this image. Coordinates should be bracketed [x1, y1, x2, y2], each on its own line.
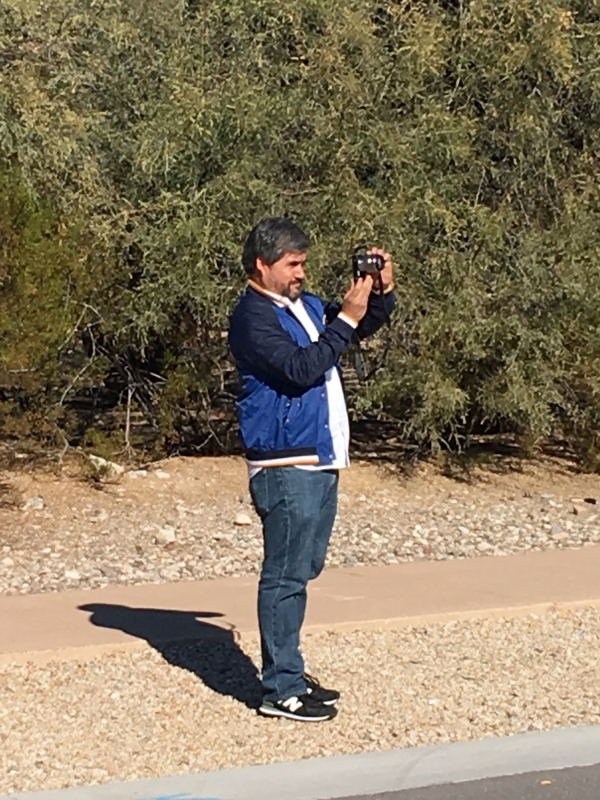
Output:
[1, 0, 600, 464]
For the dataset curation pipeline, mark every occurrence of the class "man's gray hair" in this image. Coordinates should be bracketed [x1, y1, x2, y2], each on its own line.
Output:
[242, 217, 311, 275]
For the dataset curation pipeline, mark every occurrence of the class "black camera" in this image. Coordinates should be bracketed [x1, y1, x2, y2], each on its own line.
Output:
[352, 252, 385, 280]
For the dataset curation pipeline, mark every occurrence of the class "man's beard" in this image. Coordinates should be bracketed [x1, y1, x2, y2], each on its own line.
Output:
[284, 281, 303, 301]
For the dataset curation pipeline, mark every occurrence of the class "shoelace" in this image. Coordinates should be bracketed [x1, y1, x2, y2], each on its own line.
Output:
[304, 672, 321, 687]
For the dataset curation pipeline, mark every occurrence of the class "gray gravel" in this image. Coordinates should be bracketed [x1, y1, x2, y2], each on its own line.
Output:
[0, 456, 599, 595]
[2, 608, 600, 795]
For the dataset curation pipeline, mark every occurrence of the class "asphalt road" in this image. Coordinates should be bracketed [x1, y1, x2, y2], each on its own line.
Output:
[338, 763, 600, 800]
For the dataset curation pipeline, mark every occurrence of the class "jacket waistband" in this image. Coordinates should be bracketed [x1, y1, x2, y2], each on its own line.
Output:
[246, 454, 321, 468]
[245, 446, 320, 468]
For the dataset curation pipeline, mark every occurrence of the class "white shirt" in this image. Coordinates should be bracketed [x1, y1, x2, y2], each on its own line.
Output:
[248, 288, 356, 478]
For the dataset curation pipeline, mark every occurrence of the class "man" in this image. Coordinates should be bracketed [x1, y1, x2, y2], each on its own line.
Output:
[228, 217, 395, 722]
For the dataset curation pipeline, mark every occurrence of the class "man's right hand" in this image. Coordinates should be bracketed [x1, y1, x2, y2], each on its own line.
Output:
[341, 276, 374, 322]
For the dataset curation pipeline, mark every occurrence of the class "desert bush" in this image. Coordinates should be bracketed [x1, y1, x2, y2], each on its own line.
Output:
[1, 0, 600, 464]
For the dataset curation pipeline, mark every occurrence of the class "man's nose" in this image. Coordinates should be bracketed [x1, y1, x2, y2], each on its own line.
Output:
[294, 265, 305, 280]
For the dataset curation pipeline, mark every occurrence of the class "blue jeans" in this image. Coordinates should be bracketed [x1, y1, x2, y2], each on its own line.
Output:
[250, 467, 339, 702]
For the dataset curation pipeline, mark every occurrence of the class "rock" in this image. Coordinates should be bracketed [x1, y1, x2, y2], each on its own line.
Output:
[239, 494, 252, 505]
[338, 493, 350, 503]
[550, 523, 564, 537]
[155, 524, 177, 544]
[99, 566, 119, 579]
[154, 470, 171, 480]
[476, 541, 493, 552]
[65, 569, 81, 580]
[89, 508, 109, 523]
[213, 532, 235, 542]
[23, 495, 44, 511]
[128, 470, 148, 478]
[88, 454, 124, 477]
[234, 512, 253, 526]
[2, 557, 14, 567]
[160, 567, 181, 581]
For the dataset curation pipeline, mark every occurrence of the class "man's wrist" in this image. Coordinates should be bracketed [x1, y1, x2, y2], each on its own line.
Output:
[371, 281, 395, 295]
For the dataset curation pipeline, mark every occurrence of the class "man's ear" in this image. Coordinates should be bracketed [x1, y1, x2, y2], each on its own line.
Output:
[255, 257, 270, 281]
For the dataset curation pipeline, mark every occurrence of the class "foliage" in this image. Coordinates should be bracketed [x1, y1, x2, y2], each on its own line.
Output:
[2, 0, 600, 464]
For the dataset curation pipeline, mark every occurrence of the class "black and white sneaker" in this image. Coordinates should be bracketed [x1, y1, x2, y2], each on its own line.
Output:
[304, 673, 340, 706]
[259, 693, 337, 722]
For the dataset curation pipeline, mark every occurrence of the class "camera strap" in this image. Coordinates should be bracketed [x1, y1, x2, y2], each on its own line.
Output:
[353, 272, 392, 382]
[353, 346, 367, 381]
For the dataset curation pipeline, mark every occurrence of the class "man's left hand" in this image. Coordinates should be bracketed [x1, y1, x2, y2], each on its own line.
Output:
[368, 247, 394, 293]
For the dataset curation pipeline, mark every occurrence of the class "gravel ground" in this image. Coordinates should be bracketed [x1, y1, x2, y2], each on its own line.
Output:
[1, 608, 600, 795]
[1, 455, 600, 595]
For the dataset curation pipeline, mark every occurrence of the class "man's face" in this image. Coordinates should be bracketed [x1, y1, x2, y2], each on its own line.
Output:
[255, 251, 307, 302]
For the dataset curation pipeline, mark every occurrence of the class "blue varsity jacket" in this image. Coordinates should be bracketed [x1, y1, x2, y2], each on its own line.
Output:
[228, 282, 396, 468]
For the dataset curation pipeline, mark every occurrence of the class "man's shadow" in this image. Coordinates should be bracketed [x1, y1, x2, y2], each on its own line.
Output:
[79, 603, 262, 709]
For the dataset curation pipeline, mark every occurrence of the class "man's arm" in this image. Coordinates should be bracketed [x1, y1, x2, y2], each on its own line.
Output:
[324, 290, 395, 340]
[229, 302, 356, 391]
[229, 278, 374, 391]
[358, 289, 396, 339]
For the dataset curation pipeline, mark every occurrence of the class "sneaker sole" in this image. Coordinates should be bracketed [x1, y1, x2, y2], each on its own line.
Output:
[259, 705, 337, 722]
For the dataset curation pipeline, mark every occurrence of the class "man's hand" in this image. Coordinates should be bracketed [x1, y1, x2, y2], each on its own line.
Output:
[341, 275, 374, 322]
[368, 247, 394, 293]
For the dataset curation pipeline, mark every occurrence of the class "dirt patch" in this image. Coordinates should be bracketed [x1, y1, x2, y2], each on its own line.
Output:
[2, 609, 600, 795]
[0, 453, 599, 595]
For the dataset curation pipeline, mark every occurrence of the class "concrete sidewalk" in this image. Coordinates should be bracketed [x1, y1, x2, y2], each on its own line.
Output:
[3, 544, 600, 663]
